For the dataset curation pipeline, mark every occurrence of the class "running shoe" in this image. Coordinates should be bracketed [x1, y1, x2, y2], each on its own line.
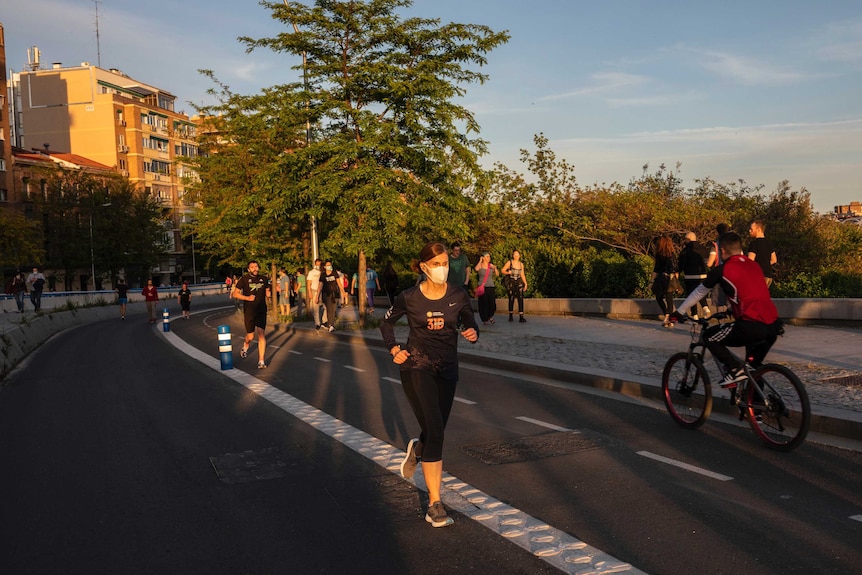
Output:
[720, 367, 746, 388]
[425, 501, 453, 528]
[400, 438, 420, 479]
[258, 360, 266, 369]
[240, 346, 248, 359]
[328, 325, 335, 333]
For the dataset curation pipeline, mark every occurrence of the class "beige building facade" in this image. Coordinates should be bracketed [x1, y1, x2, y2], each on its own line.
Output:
[15, 62, 198, 258]
[0, 24, 13, 205]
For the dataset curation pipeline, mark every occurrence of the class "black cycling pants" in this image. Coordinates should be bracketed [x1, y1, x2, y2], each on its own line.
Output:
[704, 320, 778, 370]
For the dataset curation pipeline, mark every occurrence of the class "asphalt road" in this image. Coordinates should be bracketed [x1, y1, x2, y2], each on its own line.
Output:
[1, 306, 860, 574]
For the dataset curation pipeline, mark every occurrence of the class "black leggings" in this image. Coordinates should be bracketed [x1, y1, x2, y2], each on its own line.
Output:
[477, 285, 497, 322]
[400, 369, 457, 463]
[322, 297, 337, 327]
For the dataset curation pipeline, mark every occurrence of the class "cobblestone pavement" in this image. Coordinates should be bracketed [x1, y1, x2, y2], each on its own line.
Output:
[469, 332, 862, 412]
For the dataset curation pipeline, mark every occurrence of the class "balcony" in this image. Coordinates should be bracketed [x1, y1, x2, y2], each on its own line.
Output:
[117, 145, 129, 153]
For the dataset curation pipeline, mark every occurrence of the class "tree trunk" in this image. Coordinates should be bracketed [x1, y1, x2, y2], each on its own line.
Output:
[271, 261, 278, 320]
[358, 250, 367, 328]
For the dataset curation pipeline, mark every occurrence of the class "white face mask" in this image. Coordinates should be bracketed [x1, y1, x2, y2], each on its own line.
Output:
[325, 265, 333, 272]
[424, 264, 448, 285]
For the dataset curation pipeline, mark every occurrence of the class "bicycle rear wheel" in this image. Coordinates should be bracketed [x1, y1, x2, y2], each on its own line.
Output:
[744, 364, 811, 451]
[662, 352, 712, 429]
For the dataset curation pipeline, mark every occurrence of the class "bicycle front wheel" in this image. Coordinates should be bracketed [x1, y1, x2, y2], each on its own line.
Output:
[662, 352, 712, 429]
[745, 364, 811, 451]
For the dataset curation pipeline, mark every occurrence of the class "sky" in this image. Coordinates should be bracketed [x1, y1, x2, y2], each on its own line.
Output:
[3, 0, 861, 213]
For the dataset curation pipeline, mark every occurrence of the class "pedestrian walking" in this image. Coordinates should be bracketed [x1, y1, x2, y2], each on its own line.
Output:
[474, 252, 498, 324]
[652, 234, 680, 328]
[747, 220, 778, 288]
[380, 241, 479, 528]
[232, 261, 271, 369]
[116, 278, 129, 319]
[177, 281, 192, 320]
[501, 250, 528, 322]
[318, 260, 343, 332]
[6, 272, 27, 313]
[142, 279, 159, 323]
[26, 267, 46, 311]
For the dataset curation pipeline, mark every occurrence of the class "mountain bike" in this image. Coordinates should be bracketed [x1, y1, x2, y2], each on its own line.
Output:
[661, 313, 810, 451]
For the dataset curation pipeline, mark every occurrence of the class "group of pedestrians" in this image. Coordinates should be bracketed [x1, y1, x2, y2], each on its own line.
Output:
[652, 221, 778, 327]
[4, 268, 46, 313]
[446, 242, 528, 325]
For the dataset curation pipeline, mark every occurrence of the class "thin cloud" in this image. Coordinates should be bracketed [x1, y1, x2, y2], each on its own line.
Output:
[700, 50, 808, 86]
[538, 72, 648, 101]
[817, 19, 862, 62]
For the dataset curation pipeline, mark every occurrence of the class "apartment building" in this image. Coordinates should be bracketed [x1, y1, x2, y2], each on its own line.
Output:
[0, 24, 12, 205]
[14, 60, 198, 258]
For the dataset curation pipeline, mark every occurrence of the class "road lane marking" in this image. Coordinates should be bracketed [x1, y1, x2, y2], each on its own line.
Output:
[380, 377, 475, 405]
[289, 350, 303, 355]
[159, 328, 645, 575]
[637, 451, 734, 481]
[851, 515, 862, 523]
[516, 416, 574, 432]
[314, 357, 331, 363]
[344, 365, 365, 372]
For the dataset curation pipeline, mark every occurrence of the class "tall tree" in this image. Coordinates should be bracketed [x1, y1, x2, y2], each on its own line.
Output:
[212, 0, 509, 316]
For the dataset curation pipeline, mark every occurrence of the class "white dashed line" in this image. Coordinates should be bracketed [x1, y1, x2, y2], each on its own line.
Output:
[289, 350, 303, 355]
[516, 416, 574, 432]
[344, 366, 365, 372]
[314, 357, 331, 363]
[382, 377, 401, 384]
[454, 397, 478, 405]
[637, 451, 734, 481]
[159, 329, 644, 575]
[851, 515, 862, 523]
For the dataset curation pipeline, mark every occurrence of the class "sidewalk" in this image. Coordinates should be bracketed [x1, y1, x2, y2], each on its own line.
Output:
[279, 304, 862, 441]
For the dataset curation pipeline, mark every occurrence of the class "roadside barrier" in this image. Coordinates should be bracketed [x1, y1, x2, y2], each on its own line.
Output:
[218, 325, 233, 370]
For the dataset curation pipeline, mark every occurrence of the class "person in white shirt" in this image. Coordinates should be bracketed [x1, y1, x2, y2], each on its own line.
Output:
[305, 258, 325, 328]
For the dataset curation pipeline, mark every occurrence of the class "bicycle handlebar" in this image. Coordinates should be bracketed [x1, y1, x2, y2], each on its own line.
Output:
[672, 311, 732, 326]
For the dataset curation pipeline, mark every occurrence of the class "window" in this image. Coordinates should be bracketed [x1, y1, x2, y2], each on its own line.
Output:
[0, 189, 7, 202]
[0, 158, 5, 171]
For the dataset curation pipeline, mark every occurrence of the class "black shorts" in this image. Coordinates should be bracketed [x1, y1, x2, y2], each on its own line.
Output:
[243, 306, 267, 333]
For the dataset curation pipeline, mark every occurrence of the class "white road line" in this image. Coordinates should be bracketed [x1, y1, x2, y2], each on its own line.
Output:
[380, 377, 474, 404]
[314, 357, 331, 363]
[344, 365, 365, 372]
[516, 416, 574, 432]
[637, 451, 734, 482]
[851, 515, 862, 523]
[455, 397, 478, 405]
[289, 350, 303, 355]
[159, 328, 644, 575]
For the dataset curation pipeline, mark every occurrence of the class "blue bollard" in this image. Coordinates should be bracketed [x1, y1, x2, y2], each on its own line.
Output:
[162, 308, 170, 332]
[218, 325, 233, 370]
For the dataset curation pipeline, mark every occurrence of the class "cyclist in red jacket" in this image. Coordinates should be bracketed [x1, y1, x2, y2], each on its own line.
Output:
[671, 231, 782, 387]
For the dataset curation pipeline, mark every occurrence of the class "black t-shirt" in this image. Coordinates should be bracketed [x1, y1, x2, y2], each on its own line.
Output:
[117, 284, 129, 298]
[380, 283, 479, 381]
[321, 271, 341, 301]
[235, 273, 269, 312]
[747, 237, 776, 278]
[178, 288, 191, 303]
[678, 242, 709, 276]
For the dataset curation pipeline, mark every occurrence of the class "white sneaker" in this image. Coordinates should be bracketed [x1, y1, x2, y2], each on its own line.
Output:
[720, 367, 746, 388]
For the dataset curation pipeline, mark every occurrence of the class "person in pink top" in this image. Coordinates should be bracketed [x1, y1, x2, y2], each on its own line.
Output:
[142, 279, 159, 323]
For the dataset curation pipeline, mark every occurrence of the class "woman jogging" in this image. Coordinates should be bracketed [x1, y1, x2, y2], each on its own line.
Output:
[380, 241, 479, 528]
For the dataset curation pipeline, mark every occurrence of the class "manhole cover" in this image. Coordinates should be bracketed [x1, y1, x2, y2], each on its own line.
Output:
[460, 431, 604, 465]
[210, 447, 295, 484]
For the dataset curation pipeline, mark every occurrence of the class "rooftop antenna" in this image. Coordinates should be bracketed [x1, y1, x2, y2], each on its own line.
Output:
[92, 0, 102, 67]
[27, 46, 41, 71]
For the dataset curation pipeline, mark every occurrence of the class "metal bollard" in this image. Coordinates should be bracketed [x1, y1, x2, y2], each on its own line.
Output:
[162, 308, 170, 332]
[218, 325, 233, 370]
